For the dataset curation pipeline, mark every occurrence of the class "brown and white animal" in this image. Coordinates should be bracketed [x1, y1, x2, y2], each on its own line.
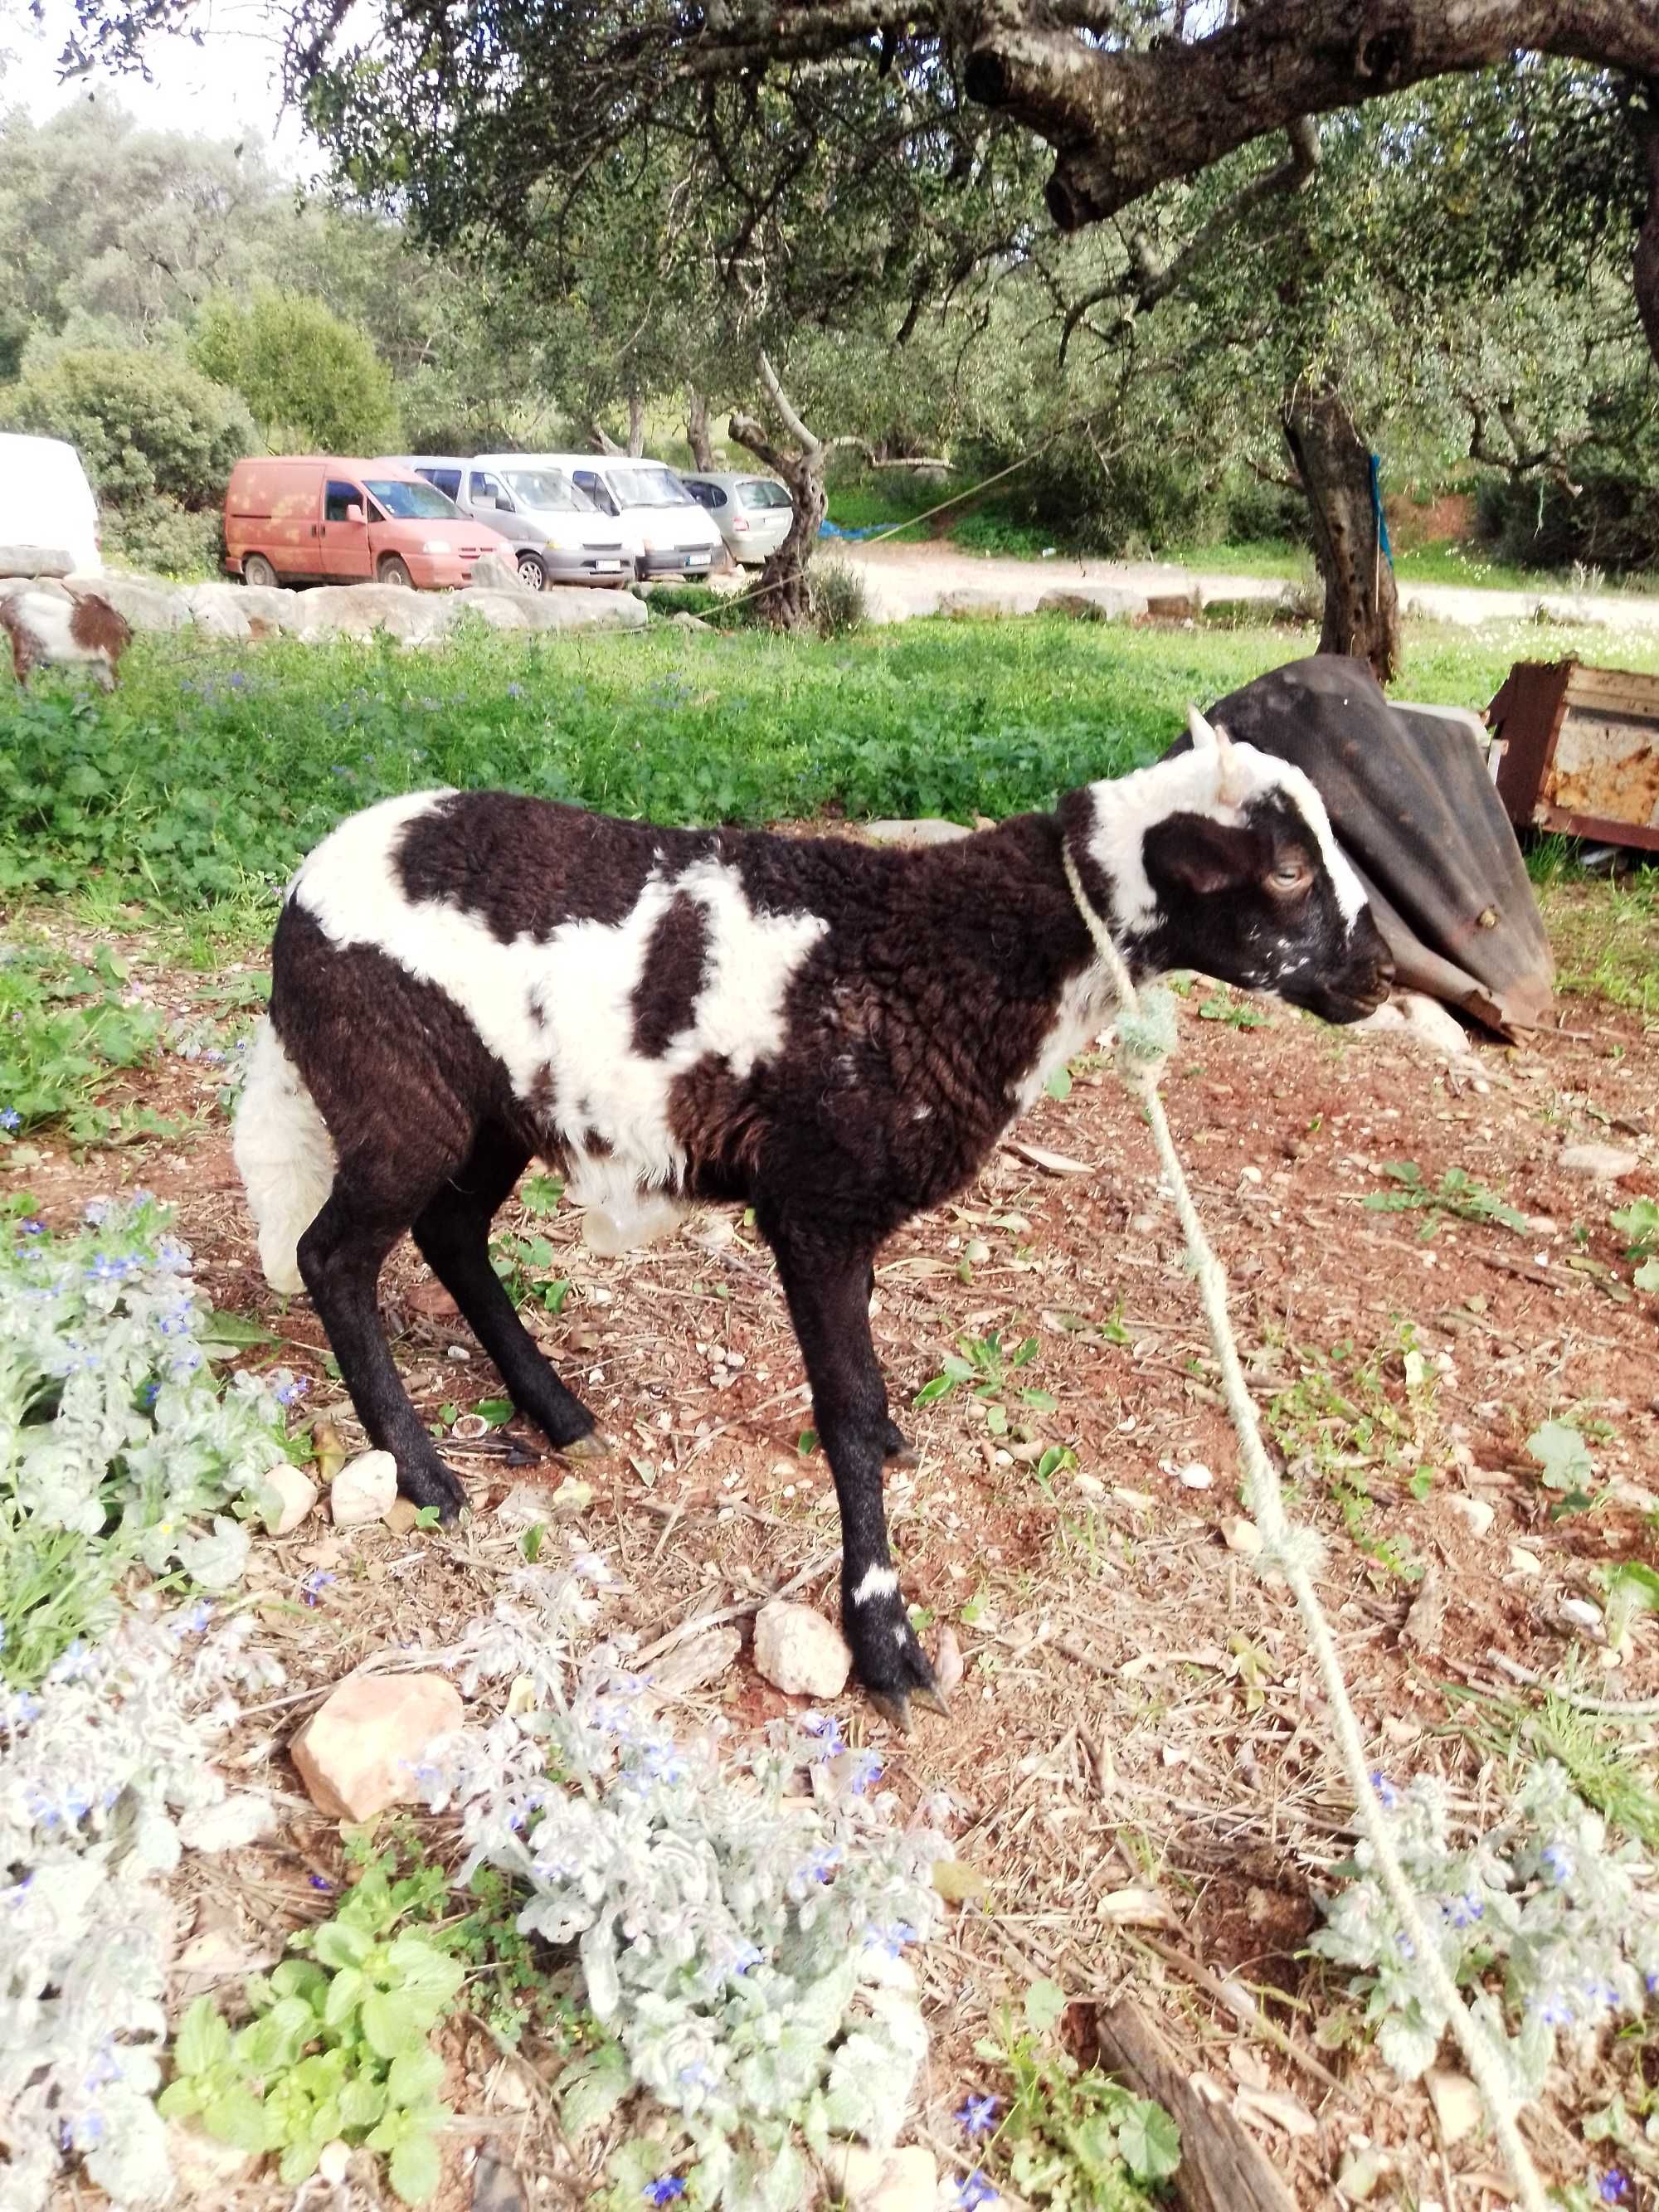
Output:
[234, 707, 1392, 1725]
[0, 586, 132, 691]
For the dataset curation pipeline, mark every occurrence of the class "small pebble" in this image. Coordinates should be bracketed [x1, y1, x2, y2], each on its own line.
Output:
[1177, 1462, 1212, 1490]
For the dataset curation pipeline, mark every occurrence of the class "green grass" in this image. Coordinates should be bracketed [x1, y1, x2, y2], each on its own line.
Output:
[2, 615, 1655, 926]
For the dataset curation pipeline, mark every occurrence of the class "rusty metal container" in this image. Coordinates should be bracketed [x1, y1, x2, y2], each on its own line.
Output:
[1488, 659, 1659, 853]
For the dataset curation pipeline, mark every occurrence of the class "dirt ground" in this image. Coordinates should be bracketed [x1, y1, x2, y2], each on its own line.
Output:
[13, 872, 1659, 2212]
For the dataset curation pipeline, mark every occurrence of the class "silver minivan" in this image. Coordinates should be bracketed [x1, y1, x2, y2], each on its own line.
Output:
[523, 455, 725, 581]
[387, 455, 632, 588]
[679, 472, 795, 566]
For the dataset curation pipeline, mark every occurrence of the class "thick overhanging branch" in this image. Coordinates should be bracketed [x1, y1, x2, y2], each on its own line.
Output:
[1126, 115, 1321, 309]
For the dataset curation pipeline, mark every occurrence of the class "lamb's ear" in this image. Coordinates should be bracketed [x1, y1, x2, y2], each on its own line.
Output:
[1187, 704, 1219, 754]
[1145, 811, 1261, 898]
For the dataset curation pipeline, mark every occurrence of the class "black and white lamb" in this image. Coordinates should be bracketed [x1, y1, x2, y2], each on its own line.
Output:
[235, 709, 1392, 1725]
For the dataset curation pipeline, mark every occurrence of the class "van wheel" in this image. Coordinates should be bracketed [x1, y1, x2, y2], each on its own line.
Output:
[242, 554, 278, 589]
[515, 552, 548, 592]
[377, 557, 413, 587]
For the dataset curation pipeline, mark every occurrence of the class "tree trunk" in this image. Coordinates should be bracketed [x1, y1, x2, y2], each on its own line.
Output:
[626, 390, 645, 458]
[1282, 384, 1399, 686]
[686, 388, 716, 471]
[728, 351, 832, 632]
[587, 419, 624, 456]
[1631, 80, 1659, 368]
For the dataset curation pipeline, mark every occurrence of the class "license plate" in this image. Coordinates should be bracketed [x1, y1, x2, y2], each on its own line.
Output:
[685, 556, 709, 570]
[595, 560, 621, 572]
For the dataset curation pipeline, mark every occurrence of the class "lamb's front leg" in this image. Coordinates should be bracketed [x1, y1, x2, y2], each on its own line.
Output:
[770, 1230, 947, 1730]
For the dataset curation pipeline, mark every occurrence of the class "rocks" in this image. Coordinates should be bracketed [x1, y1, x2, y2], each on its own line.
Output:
[1425, 2069, 1483, 2146]
[0, 544, 72, 578]
[66, 571, 190, 632]
[1356, 991, 1472, 1061]
[330, 1449, 400, 1528]
[289, 1672, 463, 1819]
[1559, 1141, 1640, 1181]
[259, 1461, 319, 1537]
[822, 2143, 937, 2212]
[1142, 590, 1199, 622]
[669, 610, 715, 630]
[1037, 586, 1147, 623]
[649, 1626, 743, 1695]
[168, 2121, 256, 2190]
[752, 1599, 853, 1699]
[1224, 1516, 1264, 1557]
[455, 584, 647, 633]
[1447, 1495, 1496, 1539]
[292, 582, 453, 644]
[862, 818, 971, 848]
[469, 550, 530, 593]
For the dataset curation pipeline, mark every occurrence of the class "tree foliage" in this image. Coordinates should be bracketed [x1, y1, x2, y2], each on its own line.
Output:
[192, 286, 399, 450]
[0, 340, 255, 507]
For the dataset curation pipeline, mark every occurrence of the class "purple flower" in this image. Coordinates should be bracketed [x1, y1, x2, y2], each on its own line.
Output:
[801, 1711, 847, 1757]
[17, 1218, 43, 1236]
[300, 1570, 336, 1607]
[847, 1750, 883, 1795]
[309, 1874, 333, 1892]
[956, 2093, 1000, 2137]
[953, 2173, 997, 2210]
[1541, 1842, 1574, 1887]
[1369, 1770, 1399, 1812]
[272, 1373, 310, 1407]
[0, 1107, 19, 1132]
[644, 2181, 685, 2206]
[1599, 2171, 1631, 2204]
[1442, 1891, 1484, 1929]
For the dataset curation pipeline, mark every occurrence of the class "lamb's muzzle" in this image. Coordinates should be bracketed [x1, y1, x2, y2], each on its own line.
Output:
[236, 717, 1387, 1725]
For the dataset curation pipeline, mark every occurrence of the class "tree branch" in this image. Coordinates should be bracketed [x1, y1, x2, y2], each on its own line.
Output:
[1126, 114, 1320, 309]
[727, 411, 792, 475]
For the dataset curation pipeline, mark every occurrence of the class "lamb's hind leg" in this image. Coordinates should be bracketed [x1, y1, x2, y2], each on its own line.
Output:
[411, 1123, 604, 1454]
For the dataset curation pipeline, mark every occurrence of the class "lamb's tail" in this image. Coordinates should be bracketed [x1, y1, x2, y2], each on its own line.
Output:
[233, 1018, 336, 1296]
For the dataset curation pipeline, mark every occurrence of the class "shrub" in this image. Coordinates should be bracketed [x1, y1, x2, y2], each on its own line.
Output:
[808, 557, 868, 639]
[0, 345, 255, 509]
[105, 496, 224, 579]
[193, 288, 399, 454]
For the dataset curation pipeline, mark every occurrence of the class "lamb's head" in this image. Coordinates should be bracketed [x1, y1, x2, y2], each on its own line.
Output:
[1061, 706, 1394, 1023]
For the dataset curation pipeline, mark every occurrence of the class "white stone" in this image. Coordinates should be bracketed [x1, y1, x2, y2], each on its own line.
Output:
[752, 1599, 852, 1699]
[1397, 992, 1472, 1059]
[1447, 1495, 1496, 1539]
[1037, 586, 1148, 622]
[1560, 1597, 1603, 1631]
[1176, 1462, 1213, 1490]
[469, 550, 531, 594]
[456, 583, 647, 633]
[330, 1449, 400, 1528]
[862, 818, 971, 848]
[1224, 1516, 1264, 1556]
[1426, 2069, 1483, 2146]
[65, 570, 189, 632]
[317, 2139, 352, 2186]
[1507, 1545, 1542, 1578]
[1559, 1142, 1640, 1181]
[649, 1626, 743, 1695]
[289, 1671, 463, 1820]
[0, 544, 72, 578]
[821, 2142, 937, 2212]
[259, 1461, 318, 1537]
[291, 582, 456, 644]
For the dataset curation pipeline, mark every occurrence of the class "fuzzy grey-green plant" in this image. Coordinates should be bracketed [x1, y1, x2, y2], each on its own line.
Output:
[418, 1566, 947, 2210]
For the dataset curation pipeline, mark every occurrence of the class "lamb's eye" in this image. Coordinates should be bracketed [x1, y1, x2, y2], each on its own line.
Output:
[1267, 858, 1312, 897]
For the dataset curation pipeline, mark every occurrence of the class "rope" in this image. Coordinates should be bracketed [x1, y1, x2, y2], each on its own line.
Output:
[1058, 839, 1550, 2212]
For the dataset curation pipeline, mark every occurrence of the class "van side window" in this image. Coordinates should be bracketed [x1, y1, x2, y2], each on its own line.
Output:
[686, 481, 725, 510]
[426, 469, 461, 501]
[324, 480, 363, 523]
[469, 472, 509, 509]
[573, 470, 618, 518]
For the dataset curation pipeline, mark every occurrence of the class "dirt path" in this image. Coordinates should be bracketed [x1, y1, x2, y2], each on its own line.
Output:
[836, 537, 1659, 634]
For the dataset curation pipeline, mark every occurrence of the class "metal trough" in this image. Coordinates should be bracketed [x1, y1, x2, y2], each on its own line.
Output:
[1489, 660, 1659, 855]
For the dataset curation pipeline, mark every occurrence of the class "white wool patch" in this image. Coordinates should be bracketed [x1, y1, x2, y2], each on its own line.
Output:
[232, 1017, 338, 1294]
[1010, 960, 1119, 1118]
[1081, 742, 1369, 931]
[291, 794, 829, 1242]
[852, 1563, 899, 1606]
[6, 591, 108, 666]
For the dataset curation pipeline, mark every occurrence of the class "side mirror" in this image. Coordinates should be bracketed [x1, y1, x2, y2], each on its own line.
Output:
[345, 502, 366, 526]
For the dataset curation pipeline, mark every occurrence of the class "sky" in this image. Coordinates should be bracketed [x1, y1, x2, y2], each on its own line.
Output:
[4, 0, 315, 168]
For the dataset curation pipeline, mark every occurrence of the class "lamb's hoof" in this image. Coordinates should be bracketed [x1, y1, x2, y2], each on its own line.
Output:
[912, 1680, 953, 1719]
[561, 1429, 615, 1461]
[868, 1689, 915, 1735]
[401, 1459, 468, 1523]
[882, 1421, 917, 1466]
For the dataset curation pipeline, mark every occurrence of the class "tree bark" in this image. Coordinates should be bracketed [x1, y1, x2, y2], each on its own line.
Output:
[587, 419, 624, 456]
[686, 388, 717, 470]
[727, 351, 830, 631]
[1630, 79, 1659, 367]
[1282, 384, 1399, 686]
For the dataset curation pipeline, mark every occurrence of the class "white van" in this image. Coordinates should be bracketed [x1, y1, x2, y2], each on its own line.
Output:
[523, 454, 724, 581]
[0, 433, 102, 574]
[387, 455, 631, 589]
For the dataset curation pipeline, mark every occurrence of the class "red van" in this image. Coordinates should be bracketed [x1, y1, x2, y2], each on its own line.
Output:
[223, 457, 508, 590]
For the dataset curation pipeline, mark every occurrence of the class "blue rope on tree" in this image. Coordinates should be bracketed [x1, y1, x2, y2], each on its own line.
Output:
[1369, 453, 1394, 566]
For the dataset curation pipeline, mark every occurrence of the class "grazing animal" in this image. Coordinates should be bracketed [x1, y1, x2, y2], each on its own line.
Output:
[0, 586, 132, 691]
[235, 709, 1392, 1724]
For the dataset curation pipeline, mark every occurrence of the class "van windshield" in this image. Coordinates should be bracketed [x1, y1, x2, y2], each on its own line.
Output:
[362, 479, 459, 520]
[504, 469, 596, 514]
[611, 466, 693, 509]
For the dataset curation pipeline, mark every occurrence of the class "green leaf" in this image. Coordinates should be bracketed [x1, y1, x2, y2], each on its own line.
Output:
[174, 1995, 232, 2077]
[985, 1402, 1008, 1435]
[941, 1354, 977, 1382]
[796, 1427, 818, 1456]
[1636, 1257, 1659, 1294]
[1044, 1062, 1073, 1101]
[312, 1918, 372, 1971]
[1020, 1388, 1059, 1411]
[387, 2047, 446, 2108]
[474, 1398, 513, 1427]
[1526, 1419, 1594, 1492]
[202, 2083, 279, 2151]
[323, 1966, 366, 2030]
[362, 1989, 427, 2059]
[386, 1933, 465, 2013]
[157, 2079, 205, 2120]
[340, 2073, 388, 2130]
[520, 1521, 546, 1563]
[271, 1958, 328, 2009]
[389, 2126, 444, 2205]
[558, 2042, 631, 2140]
[1010, 1335, 1039, 1369]
[912, 1376, 956, 1407]
[1024, 1977, 1066, 2033]
[1116, 2096, 1182, 2182]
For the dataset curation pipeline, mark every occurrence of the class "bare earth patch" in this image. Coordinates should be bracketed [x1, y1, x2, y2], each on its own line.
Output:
[7, 870, 1659, 2210]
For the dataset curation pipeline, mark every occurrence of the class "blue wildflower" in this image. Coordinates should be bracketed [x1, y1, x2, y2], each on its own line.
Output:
[848, 1750, 883, 1795]
[954, 2172, 997, 2210]
[0, 1107, 19, 1131]
[1443, 1891, 1484, 1929]
[801, 1710, 847, 1757]
[644, 2180, 685, 2205]
[1369, 1770, 1400, 1811]
[1541, 1842, 1574, 1887]
[272, 1373, 310, 1407]
[228, 671, 248, 690]
[173, 1600, 213, 1637]
[17, 1218, 44, 1236]
[309, 1874, 333, 1892]
[141, 1380, 161, 1408]
[1600, 2171, 1631, 2204]
[956, 2093, 1000, 2137]
[1529, 1989, 1574, 2028]
[300, 1570, 336, 1607]
[506, 683, 524, 698]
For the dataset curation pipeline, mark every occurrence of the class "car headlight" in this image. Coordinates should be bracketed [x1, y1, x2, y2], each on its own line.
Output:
[421, 539, 452, 554]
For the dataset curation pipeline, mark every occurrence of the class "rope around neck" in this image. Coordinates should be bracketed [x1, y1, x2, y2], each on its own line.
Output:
[1060, 842, 1547, 2212]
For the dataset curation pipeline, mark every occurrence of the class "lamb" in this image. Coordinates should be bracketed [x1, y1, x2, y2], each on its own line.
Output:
[0, 586, 132, 691]
[235, 707, 1393, 1726]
